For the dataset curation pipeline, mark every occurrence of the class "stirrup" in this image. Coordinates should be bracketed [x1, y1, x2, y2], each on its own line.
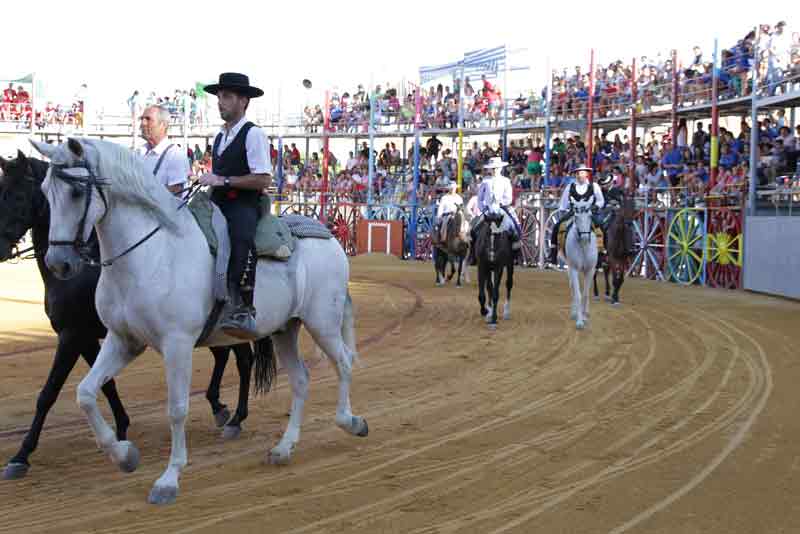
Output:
[220, 305, 258, 340]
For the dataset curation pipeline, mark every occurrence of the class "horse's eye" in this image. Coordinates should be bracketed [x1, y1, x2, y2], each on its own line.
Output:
[70, 187, 84, 200]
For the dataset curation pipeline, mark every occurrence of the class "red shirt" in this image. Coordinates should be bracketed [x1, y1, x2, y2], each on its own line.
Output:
[16, 90, 30, 103]
[3, 89, 16, 103]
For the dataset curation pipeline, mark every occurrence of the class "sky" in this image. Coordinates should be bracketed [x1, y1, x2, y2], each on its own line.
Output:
[1, 0, 791, 122]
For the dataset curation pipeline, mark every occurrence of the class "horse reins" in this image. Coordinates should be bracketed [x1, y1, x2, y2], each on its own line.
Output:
[48, 161, 205, 268]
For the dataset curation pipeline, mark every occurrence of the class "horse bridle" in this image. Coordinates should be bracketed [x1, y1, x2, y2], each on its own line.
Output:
[46, 160, 200, 268]
[46, 161, 112, 266]
[573, 202, 596, 240]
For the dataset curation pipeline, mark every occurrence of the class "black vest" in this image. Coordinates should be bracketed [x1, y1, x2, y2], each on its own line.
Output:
[569, 182, 595, 204]
[211, 121, 259, 204]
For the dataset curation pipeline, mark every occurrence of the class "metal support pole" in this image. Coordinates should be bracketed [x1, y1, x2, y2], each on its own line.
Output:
[368, 92, 376, 219]
[629, 57, 637, 190]
[321, 90, 330, 223]
[586, 49, 595, 167]
[748, 29, 761, 216]
[402, 135, 407, 176]
[277, 136, 284, 195]
[502, 52, 509, 161]
[409, 86, 422, 259]
[544, 59, 553, 186]
[671, 49, 679, 143]
[710, 38, 720, 188]
[457, 65, 466, 191]
[305, 137, 310, 168]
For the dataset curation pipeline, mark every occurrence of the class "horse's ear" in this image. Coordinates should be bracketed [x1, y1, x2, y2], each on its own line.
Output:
[16, 149, 28, 165]
[30, 139, 58, 160]
[67, 138, 84, 158]
[0, 155, 6, 173]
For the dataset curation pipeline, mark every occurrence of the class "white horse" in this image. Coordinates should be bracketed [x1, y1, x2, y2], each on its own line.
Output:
[31, 138, 368, 505]
[561, 198, 598, 330]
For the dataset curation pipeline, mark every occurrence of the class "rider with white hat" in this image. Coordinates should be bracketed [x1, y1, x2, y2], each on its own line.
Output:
[548, 165, 604, 265]
[435, 180, 464, 242]
[467, 156, 521, 264]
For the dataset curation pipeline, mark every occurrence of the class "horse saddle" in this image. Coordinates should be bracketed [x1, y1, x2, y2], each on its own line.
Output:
[188, 192, 332, 260]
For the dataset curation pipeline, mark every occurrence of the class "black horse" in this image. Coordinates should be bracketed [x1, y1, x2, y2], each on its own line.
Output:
[0, 151, 261, 479]
[593, 195, 634, 305]
[474, 212, 514, 328]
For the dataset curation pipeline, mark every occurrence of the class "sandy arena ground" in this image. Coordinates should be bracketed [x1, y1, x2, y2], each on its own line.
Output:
[0, 254, 799, 533]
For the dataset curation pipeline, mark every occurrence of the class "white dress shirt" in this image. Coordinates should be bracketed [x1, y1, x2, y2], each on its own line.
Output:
[216, 115, 273, 175]
[436, 192, 464, 218]
[137, 137, 190, 189]
[477, 175, 513, 214]
[559, 181, 605, 211]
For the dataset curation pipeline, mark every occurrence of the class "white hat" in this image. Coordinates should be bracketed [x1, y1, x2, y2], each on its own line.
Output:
[483, 157, 508, 169]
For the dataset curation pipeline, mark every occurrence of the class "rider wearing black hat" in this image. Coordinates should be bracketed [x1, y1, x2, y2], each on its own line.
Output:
[199, 73, 271, 339]
[548, 165, 604, 265]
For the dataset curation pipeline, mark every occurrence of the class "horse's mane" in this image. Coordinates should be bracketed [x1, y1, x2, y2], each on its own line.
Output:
[81, 139, 180, 233]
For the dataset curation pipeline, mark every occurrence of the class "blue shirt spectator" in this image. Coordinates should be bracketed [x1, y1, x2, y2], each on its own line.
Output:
[661, 145, 684, 181]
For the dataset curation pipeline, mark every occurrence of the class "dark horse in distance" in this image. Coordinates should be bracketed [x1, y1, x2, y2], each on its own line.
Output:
[473, 212, 514, 329]
[594, 190, 635, 305]
[0, 152, 264, 479]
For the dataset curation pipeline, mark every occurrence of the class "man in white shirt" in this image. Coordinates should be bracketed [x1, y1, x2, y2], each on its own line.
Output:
[467, 157, 521, 264]
[137, 105, 189, 196]
[435, 181, 463, 243]
[548, 165, 604, 264]
[198, 73, 272, 338]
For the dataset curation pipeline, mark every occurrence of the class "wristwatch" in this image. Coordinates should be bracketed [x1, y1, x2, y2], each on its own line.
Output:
[223, 176, 231, 187]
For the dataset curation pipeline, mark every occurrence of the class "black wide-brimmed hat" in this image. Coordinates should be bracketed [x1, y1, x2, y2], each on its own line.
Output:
[204, 73, 264, 98]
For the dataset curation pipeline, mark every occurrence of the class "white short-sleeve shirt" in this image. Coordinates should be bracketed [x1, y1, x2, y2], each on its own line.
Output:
[137, 138, 190, 189]
[215, 115, 273, 175]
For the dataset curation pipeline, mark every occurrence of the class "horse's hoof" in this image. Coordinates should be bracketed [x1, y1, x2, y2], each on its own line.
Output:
[116, 441, 140, 473]
[488, 323, 498, 331]
[355, 417, 369, 437]
[611, 301, 621, 307]
[576, 321, 586, 330]
[147, 484, 178, 505]
[2, 462, 29, 480]
[503, 312, 511, 321]
[604, 295, 612, 302]
[222, 424, 242, 440]
[593, 295, 600, 301]
[213, 406, 231, 428]
[267, 446, 293, 466]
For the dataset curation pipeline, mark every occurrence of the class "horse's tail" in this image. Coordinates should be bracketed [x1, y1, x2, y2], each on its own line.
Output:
[342, 291, 359, 367]
[252, 336, 277, 396]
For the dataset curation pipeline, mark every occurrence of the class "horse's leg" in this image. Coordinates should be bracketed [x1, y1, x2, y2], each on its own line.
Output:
[593, 270, 599, 299]
[3, 330, 82, 479]
[435, 250, 445, 286]
[447, 258, 455, 282]
[569, 266, 583, 328]
[76, 332, 142, 477]
[83, 337, 130, 442]
[306, 312, 367, 439]
[583, 266, 594, 323]
[503, 260, 513, 320]
[612, 263, 624, 305]
[456, 255, 463, 288]
[222, 343, 254, 440]
[477, 263, 488, 317]
[488, 267, 501, 326]
[268, 320, 307, 465]
[604, 264, 611, 300]
[148, 334, 194, 505]
[206, 346, 232, 428]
